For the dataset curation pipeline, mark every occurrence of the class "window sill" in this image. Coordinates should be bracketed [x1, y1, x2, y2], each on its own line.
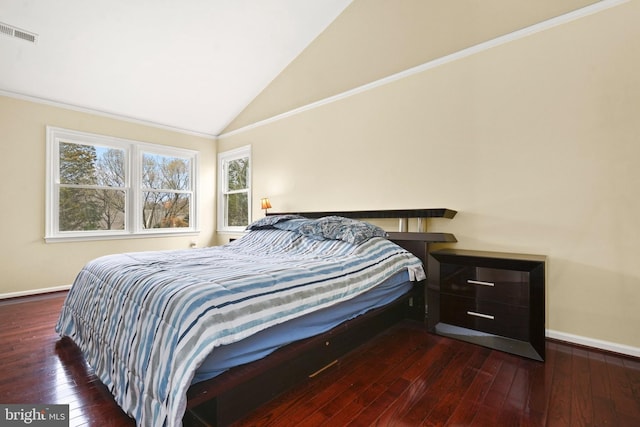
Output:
[216, 227, 249, 234]
[45, 230, 200, 243]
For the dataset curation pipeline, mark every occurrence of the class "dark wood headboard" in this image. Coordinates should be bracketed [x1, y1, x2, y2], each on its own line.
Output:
[267, 208, 458, 265]
[267, 208, 457, 220]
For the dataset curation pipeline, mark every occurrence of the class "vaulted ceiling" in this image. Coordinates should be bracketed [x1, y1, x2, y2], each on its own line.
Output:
[0, 0, 352, 137]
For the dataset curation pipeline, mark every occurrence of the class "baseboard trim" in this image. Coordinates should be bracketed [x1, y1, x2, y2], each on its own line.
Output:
[547, 329, 640, 359]
[0, 285, 72, 301]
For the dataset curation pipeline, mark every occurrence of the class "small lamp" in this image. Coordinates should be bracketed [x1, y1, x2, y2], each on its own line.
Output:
[260, 198, 272, 215]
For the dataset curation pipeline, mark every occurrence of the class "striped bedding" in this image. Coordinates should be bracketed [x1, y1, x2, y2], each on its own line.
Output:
[56, 228, 425, 426]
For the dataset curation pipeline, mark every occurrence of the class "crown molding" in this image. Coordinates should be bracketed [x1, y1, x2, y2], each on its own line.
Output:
[0, 89, 217, 139]
[219, 0, 629, 139]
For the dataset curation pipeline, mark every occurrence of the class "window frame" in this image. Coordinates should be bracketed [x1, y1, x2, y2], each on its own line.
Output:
[217, 145, 251, 233]
[45, 126, 199, 242]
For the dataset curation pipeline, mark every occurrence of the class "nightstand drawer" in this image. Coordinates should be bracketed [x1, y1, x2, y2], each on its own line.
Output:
[440, 294, 530, 341]
[440, 265, 529, 306]
[428, 249, 546, 361]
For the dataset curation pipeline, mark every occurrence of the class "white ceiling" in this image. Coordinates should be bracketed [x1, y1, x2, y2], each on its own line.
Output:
[0, 0, 352, 137]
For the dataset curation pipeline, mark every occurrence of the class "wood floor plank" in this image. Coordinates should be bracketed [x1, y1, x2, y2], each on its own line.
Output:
[422, 346, 490, 426]
[524, 337, 557, 423]
[344, 334, 442, 427]
[2, 292, 640, 427]
[547, 343, 573, 426]
[403, 344, 479, 424]
[321, 330, 422, 425]
[606, 352, 640, 421]
[481, 352, 519, 410]
[371, 338, 459, 425]
[570, 347, 594, 427]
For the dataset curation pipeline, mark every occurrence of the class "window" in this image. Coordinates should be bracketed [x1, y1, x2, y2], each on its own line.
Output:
[46, 127, 198, 242]
[217, 146, 251, 232]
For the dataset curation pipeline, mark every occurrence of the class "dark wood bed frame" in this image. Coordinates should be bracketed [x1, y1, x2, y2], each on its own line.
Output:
[184, 209, 457, 426]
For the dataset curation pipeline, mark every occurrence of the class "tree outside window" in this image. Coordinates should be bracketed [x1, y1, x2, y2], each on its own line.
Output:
[142, 153, 191, 229]
[218, 146, 251, 231]
[46, 127, 198, 241]
[58, 142, 125, 231]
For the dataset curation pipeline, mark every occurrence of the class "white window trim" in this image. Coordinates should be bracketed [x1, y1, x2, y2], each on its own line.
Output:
[217, 145, 251, 233]
[45, 126, 199, 242]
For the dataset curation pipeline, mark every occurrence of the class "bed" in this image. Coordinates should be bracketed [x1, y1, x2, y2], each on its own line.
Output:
[55, 209, 456, 426]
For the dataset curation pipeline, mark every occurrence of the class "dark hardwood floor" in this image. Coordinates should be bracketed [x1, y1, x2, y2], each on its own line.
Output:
[1, 292, 639, 426]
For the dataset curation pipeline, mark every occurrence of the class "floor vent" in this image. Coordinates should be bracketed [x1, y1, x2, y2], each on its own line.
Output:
[0, 22, 38, 44]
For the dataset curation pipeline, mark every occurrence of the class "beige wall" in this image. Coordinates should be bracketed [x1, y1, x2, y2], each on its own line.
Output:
[224, 0, 599, 132]
[0, 96, 216, 295]
[218, 0, 640, 352]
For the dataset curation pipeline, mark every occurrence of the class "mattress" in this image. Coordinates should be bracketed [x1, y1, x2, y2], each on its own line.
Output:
[192, 269, 412, 383]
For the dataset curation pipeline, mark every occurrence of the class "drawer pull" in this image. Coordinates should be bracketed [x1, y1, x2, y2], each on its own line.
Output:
[467, 279, 495, 287]
[467, 311, 495, 320]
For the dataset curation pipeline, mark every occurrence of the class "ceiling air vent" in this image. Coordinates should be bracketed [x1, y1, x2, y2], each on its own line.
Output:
[0, 22, 38, 44]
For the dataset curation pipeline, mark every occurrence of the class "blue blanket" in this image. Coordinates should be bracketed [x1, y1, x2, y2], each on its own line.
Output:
[56, 228, 424, 426]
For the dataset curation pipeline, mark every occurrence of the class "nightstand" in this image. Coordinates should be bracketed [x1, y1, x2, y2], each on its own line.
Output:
[427, 249, 546, 361]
